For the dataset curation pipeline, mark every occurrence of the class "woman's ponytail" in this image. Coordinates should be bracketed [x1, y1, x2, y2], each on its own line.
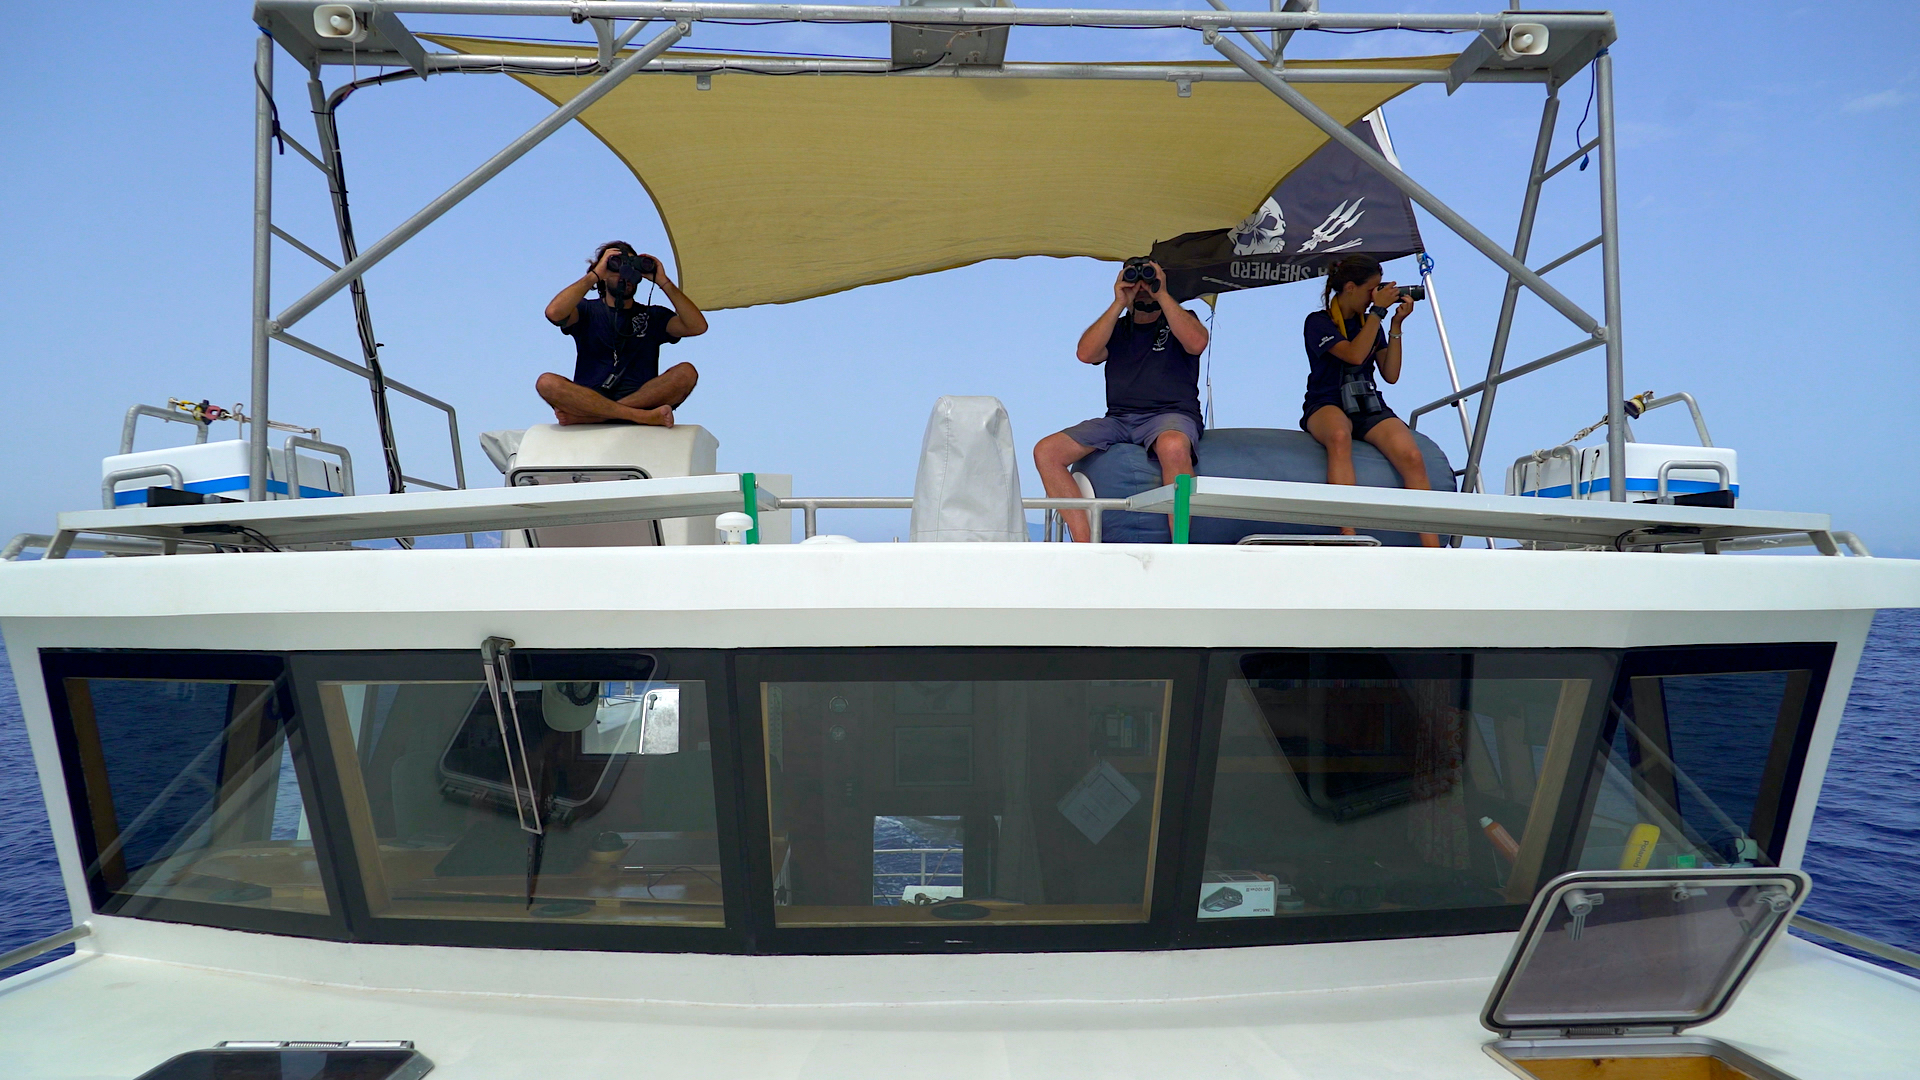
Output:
[1322, 254, 1384, 308]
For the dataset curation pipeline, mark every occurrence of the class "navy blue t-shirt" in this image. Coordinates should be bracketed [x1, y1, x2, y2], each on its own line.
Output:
[562, 299, 680, 399]
[1102, 311, 1203, 421]
[1302, 307, 1385, 415]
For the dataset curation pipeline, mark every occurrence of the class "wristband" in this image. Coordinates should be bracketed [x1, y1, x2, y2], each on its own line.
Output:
[1369, 305, 1390, 319]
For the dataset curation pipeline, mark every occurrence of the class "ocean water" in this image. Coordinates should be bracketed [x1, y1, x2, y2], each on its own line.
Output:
[3, 614, 1916, 979]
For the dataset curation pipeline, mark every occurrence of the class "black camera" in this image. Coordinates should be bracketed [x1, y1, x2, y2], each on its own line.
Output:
[609, 252, 656, 281]
[1396, 284, 1426, 302]
[1121, 256, 1159, 290]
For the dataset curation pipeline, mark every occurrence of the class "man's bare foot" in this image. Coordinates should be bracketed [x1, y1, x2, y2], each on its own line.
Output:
[554, 409, 595, 426]
[630, 405, 674, 428]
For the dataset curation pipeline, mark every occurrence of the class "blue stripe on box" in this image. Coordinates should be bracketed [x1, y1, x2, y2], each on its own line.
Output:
[1521, 478, 1739, 500]
[113, 475, 342, 506]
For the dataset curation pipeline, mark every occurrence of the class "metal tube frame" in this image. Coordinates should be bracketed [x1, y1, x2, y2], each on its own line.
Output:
[244, 4, 1625, 525]
[282, 435, 357, 499]
[1210, 36, 1602, 332]
[248, 33, 273, 501]
[102, 465, 187, 510]
[273, 20, 690, 331]
[1595, 49, 1628, 501]
[1463, 87, 1560, 495]
[306, 73, 406, 496]
[121, 404, 210, 455]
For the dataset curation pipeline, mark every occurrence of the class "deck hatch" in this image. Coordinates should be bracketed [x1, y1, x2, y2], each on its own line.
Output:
[1483, 868, 1810, 1036]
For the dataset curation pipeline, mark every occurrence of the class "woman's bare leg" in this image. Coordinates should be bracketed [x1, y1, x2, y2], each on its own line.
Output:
[1305, 405, 1359, 535]
[1363, 417, 1441, 547]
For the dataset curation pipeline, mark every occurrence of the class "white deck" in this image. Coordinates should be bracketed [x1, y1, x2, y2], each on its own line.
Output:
[0, 924, 1912, 1079]
[50, 474, 776, 548]
[1126, 476, 1832, 548]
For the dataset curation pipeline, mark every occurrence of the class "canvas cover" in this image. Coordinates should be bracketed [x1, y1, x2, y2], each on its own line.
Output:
[910, 395, 1026, 542]
[428, 37, 1452, 309]
[1152, 114, 1424, 302]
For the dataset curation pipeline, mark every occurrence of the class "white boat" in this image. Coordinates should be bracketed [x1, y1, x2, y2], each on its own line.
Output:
[4, 4, 1919, 1079]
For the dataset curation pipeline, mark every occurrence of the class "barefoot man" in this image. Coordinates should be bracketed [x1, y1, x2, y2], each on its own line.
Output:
[537, 241, 708, 426]
[1033, 258, 1209, 542]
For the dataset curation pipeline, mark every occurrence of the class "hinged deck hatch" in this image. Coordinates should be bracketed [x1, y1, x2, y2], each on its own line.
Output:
[1483, 868, 1810, 1037]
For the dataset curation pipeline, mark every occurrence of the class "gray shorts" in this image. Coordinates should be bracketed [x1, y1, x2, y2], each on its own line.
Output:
[1063, 409, 1201, 460]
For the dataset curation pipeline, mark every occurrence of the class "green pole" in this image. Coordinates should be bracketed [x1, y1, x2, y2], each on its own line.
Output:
[740, 472, 761, 545]
[1173, 473, 1192, 544]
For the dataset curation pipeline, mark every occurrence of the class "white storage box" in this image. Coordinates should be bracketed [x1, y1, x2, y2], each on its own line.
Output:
[503, 423, 791, 546]
[102, 439, 344, 506]
[1508, 442, 1738, 505]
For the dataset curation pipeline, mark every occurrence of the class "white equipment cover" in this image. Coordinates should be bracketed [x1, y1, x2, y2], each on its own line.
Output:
[910, 396, 1026, 543]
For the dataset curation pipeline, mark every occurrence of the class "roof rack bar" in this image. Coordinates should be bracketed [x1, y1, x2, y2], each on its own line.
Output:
[272, 19, 690, 332]
[1463, 87, 1561, 494]
[1212, 35, 1602, 340]
[375, 2, 1611, 34]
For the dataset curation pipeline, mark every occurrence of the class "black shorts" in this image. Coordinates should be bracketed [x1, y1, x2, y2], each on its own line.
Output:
[1303, 400, 1400, 442]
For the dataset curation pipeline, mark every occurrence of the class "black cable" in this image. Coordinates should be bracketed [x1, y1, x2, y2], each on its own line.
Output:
[1572, 49, 1604, 172]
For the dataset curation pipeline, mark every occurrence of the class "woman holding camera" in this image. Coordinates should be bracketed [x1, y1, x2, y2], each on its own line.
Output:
[1301, 254, 1439, 547]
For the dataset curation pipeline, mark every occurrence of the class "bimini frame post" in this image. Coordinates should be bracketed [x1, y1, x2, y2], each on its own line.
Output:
[1465, 88, 1561, 495]
[272, 19, 690, 333]
[248, 32, 274, 501]
[1595, 48, 1627, 501]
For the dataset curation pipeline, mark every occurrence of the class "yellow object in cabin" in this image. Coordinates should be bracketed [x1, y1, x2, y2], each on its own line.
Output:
[1620, 823, 1661, 869]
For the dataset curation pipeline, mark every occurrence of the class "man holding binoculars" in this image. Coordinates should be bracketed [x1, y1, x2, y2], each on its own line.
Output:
[538, 240, 708, 427]
[1033, 257, 1210, 543]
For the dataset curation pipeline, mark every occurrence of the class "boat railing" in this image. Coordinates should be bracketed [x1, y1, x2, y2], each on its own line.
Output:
[1790, 916, 1920, 974]
[871, 846, 966, 904]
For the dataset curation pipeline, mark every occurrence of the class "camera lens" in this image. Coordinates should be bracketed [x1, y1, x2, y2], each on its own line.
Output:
[1398, 285, 1426, 302]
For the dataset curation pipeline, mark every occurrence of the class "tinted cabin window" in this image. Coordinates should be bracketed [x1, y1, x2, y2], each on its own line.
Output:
[316, 663, 726, 926]
[61, 677, 325, 916]
[1200, 653, 1614, 920]
[764, 676, 1174, 926]
[1578, 668, 1816, 870]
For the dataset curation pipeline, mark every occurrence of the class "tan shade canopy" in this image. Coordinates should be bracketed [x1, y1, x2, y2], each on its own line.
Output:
[432, 37, 1450, 309]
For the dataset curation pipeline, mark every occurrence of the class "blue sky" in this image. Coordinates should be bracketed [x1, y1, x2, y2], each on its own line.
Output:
[2, 2, 1916, 551]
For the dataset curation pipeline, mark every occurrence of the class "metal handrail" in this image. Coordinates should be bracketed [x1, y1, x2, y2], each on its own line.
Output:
[0, 924, 90, 973]
[121, 404, 208, 455]
[779, 495, 1131, 541]
[282, 435, 356, 499]
[101, 465, 186, 509]
[4, 532, 215, 561]
[1641, 392, 1714, 447]
[1655, 459, 1729, 504]
[1792, 915, 1920, 973]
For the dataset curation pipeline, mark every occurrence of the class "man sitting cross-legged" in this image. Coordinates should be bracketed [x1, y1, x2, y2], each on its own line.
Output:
[536, 240, 708, 427]
[1034, 259, 1210, 542]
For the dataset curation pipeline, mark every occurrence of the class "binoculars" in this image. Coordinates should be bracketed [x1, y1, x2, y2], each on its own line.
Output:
[1121, 257, 1159, 290]
[609, 252, 657, 281]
